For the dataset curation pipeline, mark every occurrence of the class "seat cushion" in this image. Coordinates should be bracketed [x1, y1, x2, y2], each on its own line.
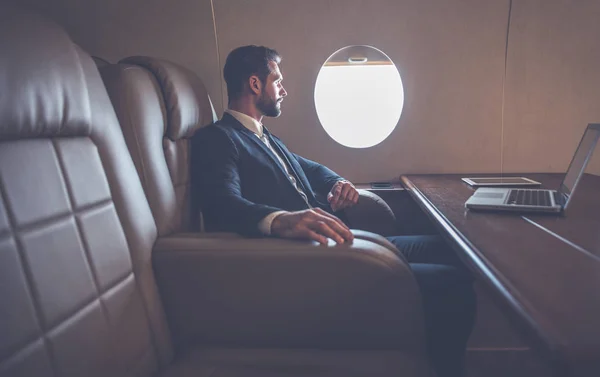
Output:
[160, 348, 432, 377]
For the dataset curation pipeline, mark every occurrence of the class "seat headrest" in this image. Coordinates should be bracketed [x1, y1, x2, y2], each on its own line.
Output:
[120, 56, 217, 141]
[0, 3, 92, 140]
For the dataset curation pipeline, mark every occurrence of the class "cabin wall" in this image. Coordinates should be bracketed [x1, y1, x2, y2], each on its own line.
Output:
[20, 0, 223, 130]
[214, 0, 508, 183]
[23, 0, 600, 180]
[503, 0, 600, 176]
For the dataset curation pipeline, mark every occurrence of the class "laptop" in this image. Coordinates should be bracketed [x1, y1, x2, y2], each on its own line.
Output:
[465, 123, 600, 213]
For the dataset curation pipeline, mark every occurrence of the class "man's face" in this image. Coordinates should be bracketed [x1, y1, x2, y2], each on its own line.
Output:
[256, 60, 287, 117]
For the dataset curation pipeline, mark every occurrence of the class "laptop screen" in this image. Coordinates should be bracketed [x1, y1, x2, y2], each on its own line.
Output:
[558, 124, 600, 208]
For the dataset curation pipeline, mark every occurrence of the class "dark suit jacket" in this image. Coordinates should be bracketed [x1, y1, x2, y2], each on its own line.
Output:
[191, 112, 343, 237]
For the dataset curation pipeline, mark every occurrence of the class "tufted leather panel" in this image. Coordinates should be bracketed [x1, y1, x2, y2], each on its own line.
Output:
[100, 59, 216, 236]
[0, 3, 173, 376]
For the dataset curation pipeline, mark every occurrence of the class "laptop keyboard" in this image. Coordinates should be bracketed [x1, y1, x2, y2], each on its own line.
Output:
[507, 189, 552, 207]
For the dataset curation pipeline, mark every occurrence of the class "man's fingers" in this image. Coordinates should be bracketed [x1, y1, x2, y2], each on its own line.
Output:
[339, 183, 352, 202]
[313, 208, 348, 230]
[311, 209, 353, 242]
[273, 209, 354, 244]
[305, 229, 329, 245]
[334, 183, 343, 195]
[352, 190, 360, 203]
[329, 182, 358, 209]
[342, 188, 359, 208]
[278, 219, 331, 244]
[331, 185, 342, 205]
[315, 213, 353, 242]
[329, 182, 343, 206]
[309, 221, 346, 244]
[330, 196, 339, 208]
[329, 220, 354, 242]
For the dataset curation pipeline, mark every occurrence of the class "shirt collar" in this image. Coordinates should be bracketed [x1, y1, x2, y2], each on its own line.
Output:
[225, 109, 263, 136]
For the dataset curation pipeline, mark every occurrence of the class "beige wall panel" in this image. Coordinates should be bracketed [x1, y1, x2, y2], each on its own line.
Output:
[22, 0, 224, 113]
[215, 0, 509, 182]
[503, 0, 600, 175]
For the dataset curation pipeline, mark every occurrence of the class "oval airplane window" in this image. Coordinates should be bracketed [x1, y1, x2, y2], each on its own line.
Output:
[314, 45, 404, 148]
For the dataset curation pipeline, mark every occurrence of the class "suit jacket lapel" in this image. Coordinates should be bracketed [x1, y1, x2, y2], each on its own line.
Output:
[221, 113, 308, 197]
[222, 113, 289, 173]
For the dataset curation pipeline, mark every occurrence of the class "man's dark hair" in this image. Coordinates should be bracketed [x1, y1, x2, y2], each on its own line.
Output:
[223, 45, 281, 103]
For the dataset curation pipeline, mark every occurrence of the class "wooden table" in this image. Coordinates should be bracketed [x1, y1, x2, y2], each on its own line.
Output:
[401, 173, 600, 377]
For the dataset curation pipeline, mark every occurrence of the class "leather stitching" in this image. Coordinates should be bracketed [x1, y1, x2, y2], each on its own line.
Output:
[52, 139, 110, 321]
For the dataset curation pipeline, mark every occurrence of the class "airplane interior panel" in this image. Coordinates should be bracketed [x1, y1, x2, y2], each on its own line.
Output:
[3, 1, 600, 376]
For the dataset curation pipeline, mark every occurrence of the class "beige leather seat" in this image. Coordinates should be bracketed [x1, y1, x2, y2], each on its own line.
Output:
[101, 55, 400, 238]
[99, 54, 400, 236]
[0, 3, 432, 376]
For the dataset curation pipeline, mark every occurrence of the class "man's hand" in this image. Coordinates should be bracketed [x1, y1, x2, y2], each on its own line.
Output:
[270, 208, 354, 245]
[327, 180, 359, 212]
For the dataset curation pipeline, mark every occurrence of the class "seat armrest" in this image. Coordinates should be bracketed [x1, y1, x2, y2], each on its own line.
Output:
[351, 229, 409, 264]
[153, 232, 425, 351]
[344, 190, 398, 236]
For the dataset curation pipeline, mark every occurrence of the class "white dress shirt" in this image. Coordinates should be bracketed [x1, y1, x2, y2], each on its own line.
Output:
[225, 109, 311, 234]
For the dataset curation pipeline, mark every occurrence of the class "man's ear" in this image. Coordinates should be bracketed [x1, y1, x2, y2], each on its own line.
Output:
[248, 75, 262, 95]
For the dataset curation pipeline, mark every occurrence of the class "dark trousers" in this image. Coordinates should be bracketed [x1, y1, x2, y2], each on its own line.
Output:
[386, 235, 477, 377]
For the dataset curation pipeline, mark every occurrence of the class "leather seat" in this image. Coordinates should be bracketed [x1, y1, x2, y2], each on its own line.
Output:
[98, 56, 432, 376]
[0, 3, 433, 376]
[100, 54, 399, 237]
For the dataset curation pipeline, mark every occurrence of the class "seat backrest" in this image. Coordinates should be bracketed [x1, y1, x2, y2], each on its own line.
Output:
[99, 57, 217, 236]
[0, 4, 173, 376]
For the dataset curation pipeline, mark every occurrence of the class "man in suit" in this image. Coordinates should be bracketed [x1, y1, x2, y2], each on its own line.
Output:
[192, 45, 475, 377]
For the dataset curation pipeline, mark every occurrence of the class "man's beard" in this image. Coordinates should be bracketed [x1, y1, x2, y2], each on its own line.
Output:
[257, 93, 281, 117]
